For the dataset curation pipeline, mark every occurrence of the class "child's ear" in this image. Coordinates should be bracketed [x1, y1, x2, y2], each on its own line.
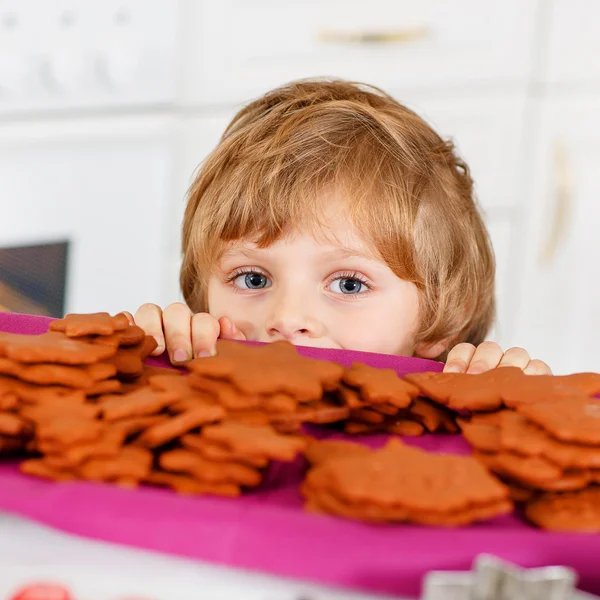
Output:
[413, 340, 448, 360]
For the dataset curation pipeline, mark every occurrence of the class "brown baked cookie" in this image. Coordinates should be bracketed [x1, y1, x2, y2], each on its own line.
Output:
[343, 363, 419, 408]
[21, 403, 100, 423]
[458, 418, 502, 453]
[524, 487, 600, 532]
[408, 398, 458, 434]
[201, 421, 307, 462]
[0, 412, 28, 436]
[110, 336, 158, 380]
[502, 372, 600, 408]
[349, 408, 387, 425]
[304, 439, 371, 466]
[474, 450, 563, 487]
[181, 434, 269, 468]
[78, 446, 153, 482]
[44, 428, 127, 469]
[159, 448, 262, 487]
[145, 470, 241, 497]
[188, 340, 344, 402]
[0, 358, 116, 389]
[517, 397, 600, 445]
[303, 440, 511, 524]
[262, 393, 298, 414]
[0, 331, 116, 365]
[386, 420, 426, 437]
[50, 312, 130, 337]
[99, 387, 179, 421]
[336, 383, 366, 409]
[186, 374, 262, 410]
[93, 325, 146, 348]
[405, 368, 522, 412]
[0, 392, 19, 411]
[86, 378, 122, 396]
[20, 458, 76, 481]
[308, 439, 509, 512]
[499, 411, 600, 469]
[135, 404, 225, 448]
[36, 417, 105, 447]
[9, 378, 87, 405]
[271, 399, 350, 428]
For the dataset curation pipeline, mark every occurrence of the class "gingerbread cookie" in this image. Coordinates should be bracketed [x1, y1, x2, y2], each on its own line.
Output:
[524, 486, 600, 532]
[188, 340, 344, 402]
[343, 363, 419, 408]
[49, 312, 130, 337]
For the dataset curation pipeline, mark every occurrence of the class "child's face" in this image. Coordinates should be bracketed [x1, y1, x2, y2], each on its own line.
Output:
[207, 207, 437, 357]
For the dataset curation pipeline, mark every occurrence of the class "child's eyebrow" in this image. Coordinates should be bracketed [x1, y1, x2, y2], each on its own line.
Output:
[319, 247, 376, 262]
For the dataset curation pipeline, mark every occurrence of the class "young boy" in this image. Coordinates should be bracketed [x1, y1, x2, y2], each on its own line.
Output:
[129, 79, 551, 376]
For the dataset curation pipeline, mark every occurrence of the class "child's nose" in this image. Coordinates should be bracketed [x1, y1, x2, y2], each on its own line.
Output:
[265, 295, 322, 340]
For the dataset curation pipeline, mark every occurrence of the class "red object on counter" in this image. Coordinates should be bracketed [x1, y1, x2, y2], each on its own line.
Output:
[9, 583, 74, 600]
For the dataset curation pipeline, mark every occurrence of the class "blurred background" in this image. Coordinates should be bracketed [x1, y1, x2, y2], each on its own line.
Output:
[0, 0, 597, 374]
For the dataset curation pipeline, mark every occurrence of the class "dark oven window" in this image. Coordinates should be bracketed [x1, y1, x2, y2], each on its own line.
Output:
[0, 241, 69, 318]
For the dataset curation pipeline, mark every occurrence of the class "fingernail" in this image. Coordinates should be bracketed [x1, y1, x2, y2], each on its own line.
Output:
[231, 321, 237, 335]
[445, 364, 461, 373]
[197, 348, 216, 358]
[155, 345, 165, 355]
[173, 348, 189, 362]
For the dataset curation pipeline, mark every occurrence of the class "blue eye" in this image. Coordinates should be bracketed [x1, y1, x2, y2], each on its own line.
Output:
[329, 277, 365, 295]
[234, 272, 271, 289]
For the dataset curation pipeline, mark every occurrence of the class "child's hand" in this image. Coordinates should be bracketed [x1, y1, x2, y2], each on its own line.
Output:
[124, 303, 246, 365]
[443, 342, 552, 375]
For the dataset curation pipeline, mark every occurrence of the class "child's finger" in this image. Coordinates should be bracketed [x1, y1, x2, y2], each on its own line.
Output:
[120, 311, 135, 326]
[191, 312, 221, 358]
[444, 343, 476, 373]
[217, 316, 247, 342]
[497, 347, 531, 370]
[162, 302, 194, 364]
[133, 303, 166, 356]
[465, 341, 504, 374]
[524, 359, 553, 376]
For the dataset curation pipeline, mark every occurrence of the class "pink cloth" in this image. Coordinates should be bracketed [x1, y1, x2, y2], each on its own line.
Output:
[1, 312, 599, 598]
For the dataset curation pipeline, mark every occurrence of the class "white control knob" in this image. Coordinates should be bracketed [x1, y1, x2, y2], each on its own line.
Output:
[96, 42, 140, 92]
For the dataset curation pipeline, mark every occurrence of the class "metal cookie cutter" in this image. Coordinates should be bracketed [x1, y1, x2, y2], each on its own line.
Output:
[422, 554, 600, 600]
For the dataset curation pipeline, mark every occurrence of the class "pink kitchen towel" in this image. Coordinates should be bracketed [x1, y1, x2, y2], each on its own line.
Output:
[1, 311, 599, 599]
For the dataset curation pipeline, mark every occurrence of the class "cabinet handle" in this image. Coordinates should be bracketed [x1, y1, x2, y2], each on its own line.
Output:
[316, 27, 429, 45]
[539, 139, 574, 265]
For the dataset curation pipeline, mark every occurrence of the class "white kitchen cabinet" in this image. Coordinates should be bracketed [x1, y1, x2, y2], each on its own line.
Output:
[180, 0, 538, 107]
[541, 0, 600, 87]
[0, 115, 176, 315]
[512, 95, 600, 374]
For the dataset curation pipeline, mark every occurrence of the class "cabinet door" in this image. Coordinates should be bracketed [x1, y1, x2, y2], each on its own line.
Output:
[0, 116, 175, 315]
[180, 0, 538, 106]
[512, 95, 600, 374]
[542, 0, 600, 86]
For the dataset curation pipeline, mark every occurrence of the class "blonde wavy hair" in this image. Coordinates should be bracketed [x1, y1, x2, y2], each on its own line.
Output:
[181, 79, 495, 354]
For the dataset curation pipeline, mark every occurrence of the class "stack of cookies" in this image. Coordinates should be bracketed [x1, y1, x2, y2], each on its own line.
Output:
[302, 438, 512, 526]
[0, 313, 308, 496]
[338, 363, 458, 436]
[458, 399, 600, 531]
[186, 340, 350, 432]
